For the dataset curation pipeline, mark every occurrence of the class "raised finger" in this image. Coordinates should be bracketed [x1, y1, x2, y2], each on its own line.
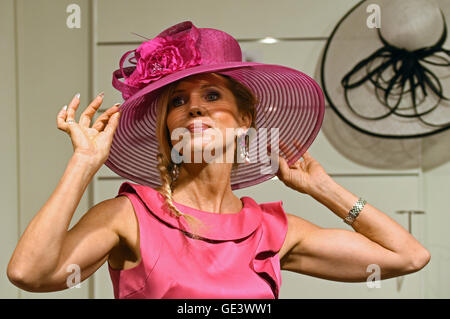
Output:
[92, 103, 121, 131]
[292, 139, 304, 152]
[292, 139, 308, 161]
[79, 92, 105, 127]
[276, 153, 289, 178]
[57, 105, 69, 132]
[279, 140, 295, 159]
[103, 110, 122, 137]
[302, 150, 313, 160]
[66, 93, 81, 123]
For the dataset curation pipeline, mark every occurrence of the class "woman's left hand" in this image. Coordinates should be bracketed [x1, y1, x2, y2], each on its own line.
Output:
[273, 140, 332, 195]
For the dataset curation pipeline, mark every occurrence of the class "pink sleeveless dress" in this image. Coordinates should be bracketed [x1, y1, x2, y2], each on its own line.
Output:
[108, 181, 288, 299]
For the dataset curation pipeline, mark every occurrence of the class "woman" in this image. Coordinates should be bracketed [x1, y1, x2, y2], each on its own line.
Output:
[7, 21, 430, 298]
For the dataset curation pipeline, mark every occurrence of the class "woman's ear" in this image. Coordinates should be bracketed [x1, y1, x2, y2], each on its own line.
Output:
[239, 111, 252, 130]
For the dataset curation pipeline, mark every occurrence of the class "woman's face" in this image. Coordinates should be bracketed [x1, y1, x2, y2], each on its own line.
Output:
[166, 73, 250, 164]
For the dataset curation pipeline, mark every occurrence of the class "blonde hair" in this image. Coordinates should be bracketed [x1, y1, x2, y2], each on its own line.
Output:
[155, 73, 258, 239]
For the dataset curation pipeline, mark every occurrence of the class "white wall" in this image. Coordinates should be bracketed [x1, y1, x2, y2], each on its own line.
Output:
[0, 0, 20, 299]
[2, 0, 93, 298]
[422, 159, 450, 298]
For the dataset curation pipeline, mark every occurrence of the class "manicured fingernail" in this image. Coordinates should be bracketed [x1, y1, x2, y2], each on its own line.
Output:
[97, 91, 104, 98]
[113, 103, 121, 107]
[62, 105, 67, 111]
[74, 93, 80, 100]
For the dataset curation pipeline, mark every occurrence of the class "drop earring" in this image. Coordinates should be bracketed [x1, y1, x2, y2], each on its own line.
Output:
[237, 130, 250, 164]
[172, 163, 179, 180]
[170, 163, 179, 189]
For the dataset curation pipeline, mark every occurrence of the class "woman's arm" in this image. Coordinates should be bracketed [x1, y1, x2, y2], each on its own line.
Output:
[280, 178, 430, 282]
[276, 148, 430, 281]
[310, 178, 429, 266]
[7, 93, 124, 292]
[6, 154, 128, 292]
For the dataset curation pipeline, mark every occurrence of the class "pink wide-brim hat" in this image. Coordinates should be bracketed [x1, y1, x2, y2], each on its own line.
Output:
[105, 21, 325, 190]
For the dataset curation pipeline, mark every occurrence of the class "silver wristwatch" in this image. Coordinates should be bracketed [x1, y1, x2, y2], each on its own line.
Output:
[343, 198, 367, 225]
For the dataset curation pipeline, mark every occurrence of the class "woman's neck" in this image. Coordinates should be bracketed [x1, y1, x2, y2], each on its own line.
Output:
[163, 163, 242, 213]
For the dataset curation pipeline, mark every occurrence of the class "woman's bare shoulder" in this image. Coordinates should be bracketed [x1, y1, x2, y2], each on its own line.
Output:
[101, 195, 141, 269]
[106, 195, 138, 239]
[86, 195, 138, 249]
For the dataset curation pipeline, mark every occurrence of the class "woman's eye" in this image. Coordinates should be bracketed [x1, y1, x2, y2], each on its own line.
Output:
[171, 96, 184, 107]
[171, 91, 219, 107]
[206, 91, 220, 101]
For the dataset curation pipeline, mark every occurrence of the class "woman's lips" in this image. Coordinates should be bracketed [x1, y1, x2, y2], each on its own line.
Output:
[186, 123, 211, 133]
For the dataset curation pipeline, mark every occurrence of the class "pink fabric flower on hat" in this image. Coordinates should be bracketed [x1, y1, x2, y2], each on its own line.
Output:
[124, 33, 202, 88]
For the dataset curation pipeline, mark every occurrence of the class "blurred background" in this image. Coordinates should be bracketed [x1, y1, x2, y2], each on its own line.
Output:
[1, 0, 449, 299]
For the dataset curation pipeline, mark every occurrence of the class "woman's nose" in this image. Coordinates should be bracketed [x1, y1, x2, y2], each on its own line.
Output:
[187, 95, 205, 116]
[189, 106, 203, 116]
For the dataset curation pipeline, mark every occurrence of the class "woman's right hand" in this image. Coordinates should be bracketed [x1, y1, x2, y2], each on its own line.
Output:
[57, 92, 122, 169]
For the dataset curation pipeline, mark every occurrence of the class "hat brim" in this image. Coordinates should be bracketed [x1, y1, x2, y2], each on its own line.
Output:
[105, 62, 325, 190]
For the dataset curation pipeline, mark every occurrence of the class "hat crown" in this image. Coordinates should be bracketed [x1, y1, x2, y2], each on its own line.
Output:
[114, 21, 244, 99]
[380, 0, 445, 51]
[157, 21, 243, 64]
